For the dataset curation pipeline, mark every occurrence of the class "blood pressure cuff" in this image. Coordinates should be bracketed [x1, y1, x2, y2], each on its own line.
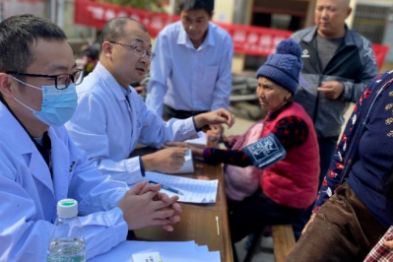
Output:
[243, 133, 286, 170]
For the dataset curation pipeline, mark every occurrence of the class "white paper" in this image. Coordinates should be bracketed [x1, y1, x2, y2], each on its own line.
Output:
[132, 252, 161, 262]
[196, 245, 209, 253]
[174, 149, 194, 173]
[145, 171, 218, 203]
[185, 131, 207, 145]
[89, 241, 221, 262]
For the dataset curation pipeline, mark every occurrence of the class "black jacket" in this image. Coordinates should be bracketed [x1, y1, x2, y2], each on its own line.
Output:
[292, 26, 378, 137]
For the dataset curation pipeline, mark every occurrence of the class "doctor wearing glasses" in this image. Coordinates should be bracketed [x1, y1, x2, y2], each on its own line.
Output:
[65, 17, 234, 184]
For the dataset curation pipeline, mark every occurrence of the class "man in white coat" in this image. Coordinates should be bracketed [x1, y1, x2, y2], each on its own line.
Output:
[65, 17, 234, 184]
[0, 15, 182, 261]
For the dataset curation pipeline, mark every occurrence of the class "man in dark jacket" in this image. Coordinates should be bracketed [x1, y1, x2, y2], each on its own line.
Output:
[291, 0, 378, 237]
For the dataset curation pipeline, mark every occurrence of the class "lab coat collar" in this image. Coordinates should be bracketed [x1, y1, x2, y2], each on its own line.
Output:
[94, 62, 129, 102]
[0, 102, 54, 195]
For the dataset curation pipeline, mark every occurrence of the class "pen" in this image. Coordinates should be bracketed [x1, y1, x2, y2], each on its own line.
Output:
[216, 216, 220, 236]
[148, 180, 184, 196]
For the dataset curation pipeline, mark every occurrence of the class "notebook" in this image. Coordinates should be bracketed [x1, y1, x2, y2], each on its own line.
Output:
[145, 171, 218, 204]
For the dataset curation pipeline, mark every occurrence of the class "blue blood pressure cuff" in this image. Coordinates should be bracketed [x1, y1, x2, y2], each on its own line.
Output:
[243, 133, 286, 169]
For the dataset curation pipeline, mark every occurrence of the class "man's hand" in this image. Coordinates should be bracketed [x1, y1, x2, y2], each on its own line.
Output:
[118, 181, 181, 231]
[302, 212, 316, 235]
[194, 109, 234, 130]
[317, 81, 344, 100]
[141, 147, 187, 173]
[137, 182, 183, 231]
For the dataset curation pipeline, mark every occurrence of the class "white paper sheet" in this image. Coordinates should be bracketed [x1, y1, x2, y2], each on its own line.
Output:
[185, 131, 207, 145]
[145, 171, 218, 203]
[89, 241, 221, 262]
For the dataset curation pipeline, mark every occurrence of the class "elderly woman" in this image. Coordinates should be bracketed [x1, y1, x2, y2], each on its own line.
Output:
[179, 39, 320, 244]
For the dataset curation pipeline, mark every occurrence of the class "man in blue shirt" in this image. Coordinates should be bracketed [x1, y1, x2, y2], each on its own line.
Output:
[66, 17, 234, 184]
[146, 0, 233, 119]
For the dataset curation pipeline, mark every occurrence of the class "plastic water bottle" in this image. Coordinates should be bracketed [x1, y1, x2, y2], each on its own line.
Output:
[47, 199, 86, 262]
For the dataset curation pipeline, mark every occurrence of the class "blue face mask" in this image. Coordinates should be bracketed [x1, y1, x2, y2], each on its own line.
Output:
[9, 76, 78, 126]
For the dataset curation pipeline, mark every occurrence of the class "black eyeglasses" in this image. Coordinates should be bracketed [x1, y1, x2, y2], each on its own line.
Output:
[6, 69, 84, 90]
[109, 41, 156, 61]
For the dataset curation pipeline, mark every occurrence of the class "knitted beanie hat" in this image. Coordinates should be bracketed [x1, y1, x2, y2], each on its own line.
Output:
[256, 38, 303, 94]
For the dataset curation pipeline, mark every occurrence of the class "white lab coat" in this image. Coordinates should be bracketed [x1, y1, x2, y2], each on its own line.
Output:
[0, 102, 129, 262]
[66, 63, 199, 184]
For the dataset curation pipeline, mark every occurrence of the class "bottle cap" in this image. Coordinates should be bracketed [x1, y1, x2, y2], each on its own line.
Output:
[57, 199, 78, 218]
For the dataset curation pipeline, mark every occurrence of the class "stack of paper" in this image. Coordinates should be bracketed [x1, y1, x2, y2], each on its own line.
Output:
[89, 240, 221, 262]
[145, 171, 218, 204]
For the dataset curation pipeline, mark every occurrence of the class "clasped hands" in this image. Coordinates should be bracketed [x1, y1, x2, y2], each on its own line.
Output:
[118, 180, 182, 232]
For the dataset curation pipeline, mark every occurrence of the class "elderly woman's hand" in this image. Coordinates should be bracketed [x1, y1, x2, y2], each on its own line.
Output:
[383, 240, 393, 249]
[206, 129, 221, 142]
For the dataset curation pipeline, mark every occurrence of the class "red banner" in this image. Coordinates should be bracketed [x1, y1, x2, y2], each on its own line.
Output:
[74, 0, 389, 69]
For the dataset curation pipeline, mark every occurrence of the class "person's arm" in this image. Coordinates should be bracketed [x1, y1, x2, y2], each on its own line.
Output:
[202, 116, 308, 166]
[210, 36, 233, 111]
[138, 92, 234, 147]
[68, 134, 182, 254]
[340, 37, 378, 103]
[138, 94, 199, 147]
[0, 143, 128, 262]
[65, 94, 145, 184]
[145, 33, 171, 116]
[313, 76, 380, 212]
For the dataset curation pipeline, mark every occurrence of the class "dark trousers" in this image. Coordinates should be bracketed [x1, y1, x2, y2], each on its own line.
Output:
[163, 104, 207, 120]
[292, 135, 339, 240]
[228, 191, 304, 244]
[285, 183, 386, 262]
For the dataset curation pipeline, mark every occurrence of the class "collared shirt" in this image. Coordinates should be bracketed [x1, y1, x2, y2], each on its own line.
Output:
[146, 21, 233, 116]
[65, 62, 199, 184]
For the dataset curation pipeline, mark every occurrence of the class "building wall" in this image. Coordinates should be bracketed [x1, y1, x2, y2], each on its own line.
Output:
[213, 0, 236, 23]
[347, 0, 393, 27]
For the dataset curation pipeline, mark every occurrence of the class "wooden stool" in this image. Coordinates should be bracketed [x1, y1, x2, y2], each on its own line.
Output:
[244, 224, 296, 262]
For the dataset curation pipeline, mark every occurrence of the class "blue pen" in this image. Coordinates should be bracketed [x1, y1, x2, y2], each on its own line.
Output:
[148, 180, 184, 196]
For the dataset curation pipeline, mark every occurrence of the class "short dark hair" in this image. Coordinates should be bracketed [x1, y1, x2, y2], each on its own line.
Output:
[0, 14, 67, 73]
[99, 17, 147, 46]
[179, 0, 214, 15]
